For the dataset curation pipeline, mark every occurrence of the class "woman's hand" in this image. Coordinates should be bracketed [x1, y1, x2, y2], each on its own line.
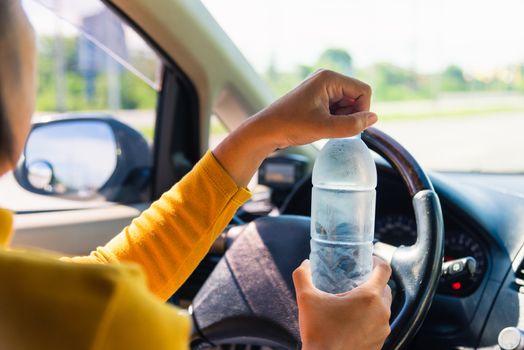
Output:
[293, 257, 393, 350]
[249, 69, 377, 149]
[213, 70, 378, 187]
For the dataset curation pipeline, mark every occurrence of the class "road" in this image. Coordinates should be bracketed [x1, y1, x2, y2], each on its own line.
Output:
[378, 112, 524, 173]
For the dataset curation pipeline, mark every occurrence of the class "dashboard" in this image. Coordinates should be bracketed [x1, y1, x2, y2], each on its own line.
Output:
[375, 213, 488, 297]
[281, 163, 491, 299]
[180, 157, 524, 349]
[278, 159, 524, 349]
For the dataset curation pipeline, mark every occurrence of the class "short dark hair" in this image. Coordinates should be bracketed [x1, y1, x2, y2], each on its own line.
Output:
[0, 100, 14, 162]
[0, 0, 19, 163]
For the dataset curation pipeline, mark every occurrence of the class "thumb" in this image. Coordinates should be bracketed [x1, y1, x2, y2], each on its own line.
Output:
[292, 259, 314, 292]
[321, 111, 378, 139]
[361, 257, 392, 290]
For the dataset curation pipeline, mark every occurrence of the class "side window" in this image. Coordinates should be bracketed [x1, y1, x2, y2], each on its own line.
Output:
[209, 94, 267, 196]
[0, 0, 162, 212]
[208, 115, 228, 150]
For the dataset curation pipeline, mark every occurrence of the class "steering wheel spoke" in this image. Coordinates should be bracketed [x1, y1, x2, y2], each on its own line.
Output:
[374, 241, 398, 265]
[384, 190, 444, 349]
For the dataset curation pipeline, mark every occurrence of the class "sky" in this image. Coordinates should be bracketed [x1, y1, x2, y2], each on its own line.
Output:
[22, 0, 152, 52]
[201, 0, 524, 74]
[23, 0, 524, 75]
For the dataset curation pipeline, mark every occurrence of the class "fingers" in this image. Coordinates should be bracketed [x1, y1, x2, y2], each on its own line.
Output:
[336, 97, 355, 107]
[313, 69, 372, 112]
[292, 259, 314, 292]
[321, 111, 378, 139]
[372, 255, 382, 268]
[364, 257, 392, 290]
[331, 106, 354, 115]
[383, 284, 393, 308]
[311, 70, 377, 139]
[330, 97, 356, 115]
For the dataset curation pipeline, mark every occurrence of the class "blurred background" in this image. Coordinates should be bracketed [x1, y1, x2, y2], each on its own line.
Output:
[202, 0, 524, 173]
[17, 0, 524, 173]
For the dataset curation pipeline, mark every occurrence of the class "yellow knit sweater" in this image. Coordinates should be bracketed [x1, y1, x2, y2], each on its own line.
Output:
[0, 151, 251, 350]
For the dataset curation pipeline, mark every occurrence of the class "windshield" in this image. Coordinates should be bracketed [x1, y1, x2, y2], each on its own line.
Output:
[202, 0, 524, 173]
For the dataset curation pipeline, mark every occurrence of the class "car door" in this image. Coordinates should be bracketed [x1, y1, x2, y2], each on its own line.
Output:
[4, 0, 313, 257]
[3, 0, 202, 256]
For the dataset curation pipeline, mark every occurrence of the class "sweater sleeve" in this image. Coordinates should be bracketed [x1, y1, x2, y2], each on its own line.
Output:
[94, 265, 193, 350]
[63, 151, 251, 300]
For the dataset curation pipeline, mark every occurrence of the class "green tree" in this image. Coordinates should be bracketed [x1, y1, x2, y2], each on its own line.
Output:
[441, 65, 466, 91]
[363, 63, 432, 101]
[515, 65, 524, 92]
[35, 34, 157, 112]
[264, 48, 354, 97]
[316, 48, 353, 76]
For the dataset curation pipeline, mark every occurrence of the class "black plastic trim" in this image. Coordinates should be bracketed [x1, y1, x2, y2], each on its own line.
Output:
[103, 0, 200, 200]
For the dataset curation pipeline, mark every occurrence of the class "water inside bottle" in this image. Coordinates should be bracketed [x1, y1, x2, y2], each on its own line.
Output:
[310, 136, 377, 294]
[310, 238, 373, 294]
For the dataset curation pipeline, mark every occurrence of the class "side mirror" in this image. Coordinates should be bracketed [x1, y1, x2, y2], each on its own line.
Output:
[15, 116, 152, 202]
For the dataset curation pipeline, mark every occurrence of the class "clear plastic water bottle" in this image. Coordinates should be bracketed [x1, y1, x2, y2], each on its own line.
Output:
[310, 134, 377, 294]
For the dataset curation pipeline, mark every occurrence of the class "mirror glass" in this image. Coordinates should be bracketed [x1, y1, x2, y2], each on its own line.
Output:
[24, 120, 118, 197]
[27, 160, 53, 190]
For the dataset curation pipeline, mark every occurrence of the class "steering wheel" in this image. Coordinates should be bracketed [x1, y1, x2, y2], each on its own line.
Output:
[190, 127, 444, 350]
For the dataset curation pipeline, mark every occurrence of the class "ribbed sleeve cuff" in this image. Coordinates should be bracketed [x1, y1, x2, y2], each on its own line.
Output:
[199, 151, 252, 206]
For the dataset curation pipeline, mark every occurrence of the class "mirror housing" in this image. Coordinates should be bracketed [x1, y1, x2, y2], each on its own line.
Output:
[14, 115, 152, 203]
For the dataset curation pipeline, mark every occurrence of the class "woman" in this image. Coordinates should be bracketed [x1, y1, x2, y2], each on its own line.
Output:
[0, 1, 392, 349]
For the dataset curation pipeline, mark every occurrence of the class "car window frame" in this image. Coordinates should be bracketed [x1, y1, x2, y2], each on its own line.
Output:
[98, 0, 201, 201]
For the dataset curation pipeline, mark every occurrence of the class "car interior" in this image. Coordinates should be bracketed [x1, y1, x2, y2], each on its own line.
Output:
[3, 0, 524, 349]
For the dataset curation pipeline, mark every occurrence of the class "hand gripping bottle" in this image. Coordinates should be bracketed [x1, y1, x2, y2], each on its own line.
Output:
[310, 134, 377, 293]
